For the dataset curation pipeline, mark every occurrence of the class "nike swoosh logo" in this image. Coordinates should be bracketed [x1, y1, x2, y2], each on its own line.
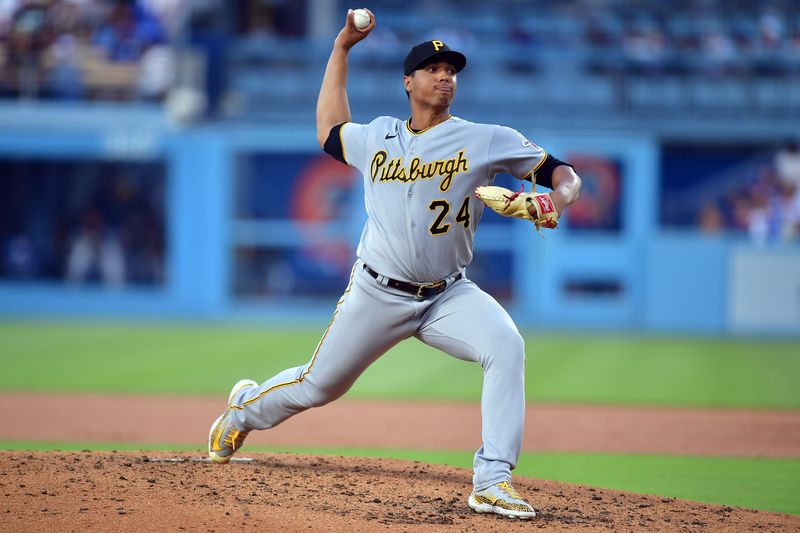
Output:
[211, 416, 225, 451]
[385, 133, 398, 139]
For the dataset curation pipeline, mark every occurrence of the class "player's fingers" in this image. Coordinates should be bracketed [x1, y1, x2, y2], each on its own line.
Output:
[362, 8, 377, 30]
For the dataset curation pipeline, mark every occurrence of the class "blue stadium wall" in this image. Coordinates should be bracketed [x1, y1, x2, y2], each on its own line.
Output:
[0, 105, 798, 335]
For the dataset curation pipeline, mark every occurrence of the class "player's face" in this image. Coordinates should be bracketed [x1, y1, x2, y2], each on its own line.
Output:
[404, 61, 458, 108]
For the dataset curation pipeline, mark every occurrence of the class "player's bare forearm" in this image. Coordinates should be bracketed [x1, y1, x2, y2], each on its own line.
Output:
[531, 165, 581, 217]
[315, 9, 375, 148]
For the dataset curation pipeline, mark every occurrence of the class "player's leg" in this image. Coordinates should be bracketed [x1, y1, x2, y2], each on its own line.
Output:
[415, 279, 526, 491]
[229, 262, 416, 431]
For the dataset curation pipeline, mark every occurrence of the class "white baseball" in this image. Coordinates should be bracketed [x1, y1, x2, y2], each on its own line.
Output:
[353, 8, 370, 31]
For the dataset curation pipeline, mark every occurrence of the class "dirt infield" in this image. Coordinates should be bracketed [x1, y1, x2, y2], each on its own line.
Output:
[2, 392, 800, 531]
[3, 451, 799, 532]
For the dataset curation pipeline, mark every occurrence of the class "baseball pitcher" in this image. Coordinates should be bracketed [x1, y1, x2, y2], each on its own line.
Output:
[209, 8, 582, 520]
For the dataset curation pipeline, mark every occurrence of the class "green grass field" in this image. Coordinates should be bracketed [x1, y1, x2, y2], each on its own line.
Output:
[2, 321, 799, 515]
[2, 321, 799, 408]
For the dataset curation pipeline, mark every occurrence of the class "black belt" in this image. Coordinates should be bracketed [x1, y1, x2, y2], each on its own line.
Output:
[363, 264, 462, 299]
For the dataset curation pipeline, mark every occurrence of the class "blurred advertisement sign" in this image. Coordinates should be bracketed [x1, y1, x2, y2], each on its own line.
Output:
[233, 152, 359, 300]
[565, 154, 623, 232]
[729, 248, 800, 331]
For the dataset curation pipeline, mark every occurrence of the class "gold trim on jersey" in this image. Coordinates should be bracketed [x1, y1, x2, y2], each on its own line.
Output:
[405, 115, 453, 135]
[369, 149, 469, 192]
[340, 122, 350, 165]
[521, 151, 549, 182]
[231, 264, 358, 411]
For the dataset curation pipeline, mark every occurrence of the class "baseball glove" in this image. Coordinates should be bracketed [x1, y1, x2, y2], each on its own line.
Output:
[475, 184, 559, 231]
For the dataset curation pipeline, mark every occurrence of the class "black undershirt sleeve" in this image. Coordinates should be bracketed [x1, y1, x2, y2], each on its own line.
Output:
[524, 154, 574, 190]
[323, 123, 347, 165]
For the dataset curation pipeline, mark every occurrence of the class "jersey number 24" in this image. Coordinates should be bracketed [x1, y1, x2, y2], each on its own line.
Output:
[428, 196, 471, 236]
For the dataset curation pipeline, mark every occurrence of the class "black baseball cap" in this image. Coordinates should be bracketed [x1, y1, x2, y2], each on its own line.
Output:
[403, 40, 467, 76]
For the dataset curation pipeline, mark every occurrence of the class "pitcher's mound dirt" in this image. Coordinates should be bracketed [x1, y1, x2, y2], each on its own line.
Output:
[2, 451, 798, 532]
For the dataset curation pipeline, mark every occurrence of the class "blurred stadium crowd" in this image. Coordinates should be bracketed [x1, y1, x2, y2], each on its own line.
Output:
[0, 0, 186, 100]
[583, 1, 800, 77]
[2, 0, 799, 103]
[346, 0, 800, 77]
[692, 141, 800, 245]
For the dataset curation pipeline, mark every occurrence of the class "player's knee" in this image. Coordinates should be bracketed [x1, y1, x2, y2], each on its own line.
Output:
[483, 329, 525, 368]
[303, 380, 348, 408]
[505, 331, 526, 365]
[304, 387, 334, 408]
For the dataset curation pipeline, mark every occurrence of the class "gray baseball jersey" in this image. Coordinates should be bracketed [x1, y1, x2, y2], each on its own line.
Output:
[231, 115, 550, 490]
[342, 115, 547, 282]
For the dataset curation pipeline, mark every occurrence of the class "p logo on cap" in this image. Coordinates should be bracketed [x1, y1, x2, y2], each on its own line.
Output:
[403, 40, 467, 76]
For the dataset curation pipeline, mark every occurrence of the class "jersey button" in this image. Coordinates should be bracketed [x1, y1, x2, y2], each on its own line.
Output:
[407, 191, 412, 198]
[411, 222, 416, 228]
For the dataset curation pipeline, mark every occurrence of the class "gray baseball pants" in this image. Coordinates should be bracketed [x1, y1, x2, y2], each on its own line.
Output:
[230, 259, 526, 490]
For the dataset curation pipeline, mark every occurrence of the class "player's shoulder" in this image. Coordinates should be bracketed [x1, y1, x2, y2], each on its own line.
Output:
[450, 116, 497, 137]
[454, 119, 535, 151]
[484, 122, 523, 136]
[344, 116, 402, 139]
[355, 116, 403, 130]
[486, 123, 528, 143]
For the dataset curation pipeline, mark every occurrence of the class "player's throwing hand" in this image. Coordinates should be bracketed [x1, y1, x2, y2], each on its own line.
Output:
[336, 8, 376, 49]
